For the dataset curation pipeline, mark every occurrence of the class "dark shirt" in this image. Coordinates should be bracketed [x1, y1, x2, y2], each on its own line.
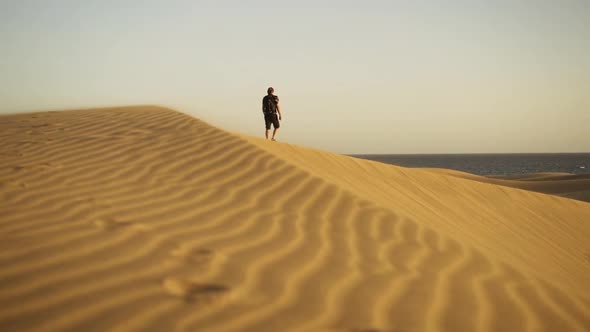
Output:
[262, 95, 279, 113]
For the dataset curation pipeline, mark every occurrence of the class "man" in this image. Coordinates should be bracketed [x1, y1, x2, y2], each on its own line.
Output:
[262, 87, 282, 141]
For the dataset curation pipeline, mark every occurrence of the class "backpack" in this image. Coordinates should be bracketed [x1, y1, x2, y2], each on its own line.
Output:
[264, 95, 278, 113]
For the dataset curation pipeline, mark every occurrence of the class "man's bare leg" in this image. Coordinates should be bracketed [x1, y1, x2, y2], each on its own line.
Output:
[265, 129, 270, 139]
[271, 128, 279, 141]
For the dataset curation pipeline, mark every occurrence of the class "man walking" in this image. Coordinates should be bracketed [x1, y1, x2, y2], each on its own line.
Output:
[262, 87, 282, 141]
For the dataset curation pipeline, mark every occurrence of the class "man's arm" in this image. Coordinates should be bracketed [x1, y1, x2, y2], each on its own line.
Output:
[276, 98, 282, 120]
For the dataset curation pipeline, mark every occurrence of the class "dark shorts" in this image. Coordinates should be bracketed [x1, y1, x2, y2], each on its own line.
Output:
[264, 112, 280, 130]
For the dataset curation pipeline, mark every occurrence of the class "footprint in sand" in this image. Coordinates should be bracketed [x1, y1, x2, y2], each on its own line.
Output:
[86, 199, 151, 232]
[170, 246, 215, 264]
[93, 217, 152, 232]
[162, 277, 229, 303]
[13, 162, 62, 172]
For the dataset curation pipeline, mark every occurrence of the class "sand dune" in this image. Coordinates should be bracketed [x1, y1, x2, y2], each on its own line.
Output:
[420, 168, 590, 203]
[1, 106, 589, 332]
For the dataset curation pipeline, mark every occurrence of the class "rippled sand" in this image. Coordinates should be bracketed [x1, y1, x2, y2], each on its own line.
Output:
[1, 106, 589, 332]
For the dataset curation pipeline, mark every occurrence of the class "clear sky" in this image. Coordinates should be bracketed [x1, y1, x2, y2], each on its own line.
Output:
[1, 0, 589, 154]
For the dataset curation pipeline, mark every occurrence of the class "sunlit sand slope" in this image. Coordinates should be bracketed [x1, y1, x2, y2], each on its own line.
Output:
[420, 168, 590, 203]
[1, 106, 589, 332]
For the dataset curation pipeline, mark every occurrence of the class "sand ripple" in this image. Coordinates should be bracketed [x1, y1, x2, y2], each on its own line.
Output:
[1, 106, 589, 332]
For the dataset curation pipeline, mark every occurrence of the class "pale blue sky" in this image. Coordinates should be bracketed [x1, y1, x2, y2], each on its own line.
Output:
[1, 0, 589, 153]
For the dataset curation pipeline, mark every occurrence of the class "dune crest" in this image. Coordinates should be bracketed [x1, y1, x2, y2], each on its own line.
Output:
[417, 168, 590, 203]
[1, 106, 589, 332]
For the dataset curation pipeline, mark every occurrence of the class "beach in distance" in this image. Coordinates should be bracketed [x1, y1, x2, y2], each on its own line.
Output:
[1, 106, 589, 332]
[353, 153, 590, 176]
[354, 154, 590, 203]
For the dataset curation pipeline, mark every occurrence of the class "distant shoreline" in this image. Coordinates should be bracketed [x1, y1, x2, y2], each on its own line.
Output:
[351, 153, 590, 176]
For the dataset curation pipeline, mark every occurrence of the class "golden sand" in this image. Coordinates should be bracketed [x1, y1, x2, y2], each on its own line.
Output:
[1, 106, 589, 331]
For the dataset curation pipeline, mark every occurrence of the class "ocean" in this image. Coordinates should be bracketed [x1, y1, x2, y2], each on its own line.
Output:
[351, 153, 590, 176]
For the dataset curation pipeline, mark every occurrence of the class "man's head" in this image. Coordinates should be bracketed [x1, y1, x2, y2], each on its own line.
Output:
[267, 87, 274, 95]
